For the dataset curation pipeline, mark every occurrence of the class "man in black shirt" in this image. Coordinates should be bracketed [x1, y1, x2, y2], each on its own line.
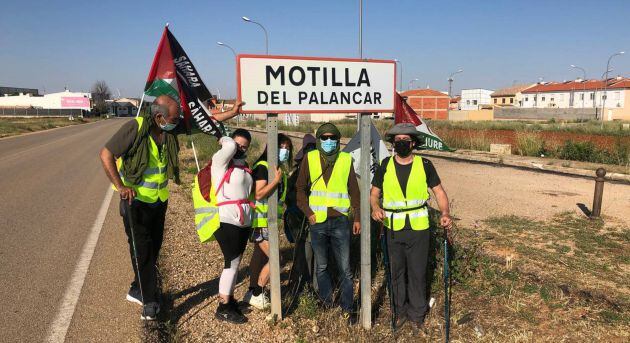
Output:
[370, 123, 452, 331]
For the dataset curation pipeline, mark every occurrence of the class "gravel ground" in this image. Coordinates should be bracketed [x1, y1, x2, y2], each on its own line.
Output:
[152, 130, 630, 342]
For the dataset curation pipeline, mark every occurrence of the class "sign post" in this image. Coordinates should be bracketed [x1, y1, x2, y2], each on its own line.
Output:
[238, 54, 395, 326]
[266, 113, 282, 320]
[359, 112, 372, 329]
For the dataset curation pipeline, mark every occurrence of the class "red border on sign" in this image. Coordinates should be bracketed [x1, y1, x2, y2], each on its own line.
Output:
[236, 54, 397, 114]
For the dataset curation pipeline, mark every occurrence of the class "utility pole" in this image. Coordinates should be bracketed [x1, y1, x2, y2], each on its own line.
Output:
[601, 51, 625, 127]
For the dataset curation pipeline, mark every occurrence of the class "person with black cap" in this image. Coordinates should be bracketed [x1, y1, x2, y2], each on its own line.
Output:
[370, 123, 452, 331]
[295, 123, 361, 323]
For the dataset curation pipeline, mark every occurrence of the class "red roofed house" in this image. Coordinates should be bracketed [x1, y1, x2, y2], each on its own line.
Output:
[520, 77, 630, 119]
[400, 88, 449, 120]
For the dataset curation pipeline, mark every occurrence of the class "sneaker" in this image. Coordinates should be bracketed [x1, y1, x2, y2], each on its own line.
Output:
[244, 290, 270, 310]
[141, 302, 160, 321]
[410, 316, 426, 334]
[215, 301, 248, 324]
[342, 310, 358, 326]
[394, 313, 408, 329]
[126, 285, 143, 306]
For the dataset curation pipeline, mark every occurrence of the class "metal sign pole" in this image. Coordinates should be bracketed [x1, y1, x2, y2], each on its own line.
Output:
[359, 112, 372, 329]
[266, 113, 282, 320]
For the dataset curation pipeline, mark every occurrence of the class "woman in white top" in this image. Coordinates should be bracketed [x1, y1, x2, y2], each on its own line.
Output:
[211, 128, 254, 324]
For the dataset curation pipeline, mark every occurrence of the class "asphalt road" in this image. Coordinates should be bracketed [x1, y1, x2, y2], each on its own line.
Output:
[0, 119, 130, 342]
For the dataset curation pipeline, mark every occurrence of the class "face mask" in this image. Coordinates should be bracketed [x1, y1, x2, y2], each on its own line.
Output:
[279, 148, 289, 162]
[234, 149, 246, 159]
[320, 139, 338, 153]
[158, 116, 177, 131]
[394, 140, 413, 157]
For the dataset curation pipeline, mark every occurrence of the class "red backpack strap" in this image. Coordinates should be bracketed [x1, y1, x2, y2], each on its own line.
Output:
[214, 161, 253, 196]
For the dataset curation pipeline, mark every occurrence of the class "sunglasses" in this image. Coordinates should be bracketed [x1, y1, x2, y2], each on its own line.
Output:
[320, 136, 338, 141]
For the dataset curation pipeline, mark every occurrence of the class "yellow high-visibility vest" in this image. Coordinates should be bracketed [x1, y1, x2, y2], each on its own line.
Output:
[307, 150, 352, 224]
[382, 156, 430, 231]
[191, 175, 220, 243]
[114, 117, 169, 203]
[251, 160, 288, 228]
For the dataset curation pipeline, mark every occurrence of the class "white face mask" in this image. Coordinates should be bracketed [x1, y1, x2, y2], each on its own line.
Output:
[279, 148, 289, 162]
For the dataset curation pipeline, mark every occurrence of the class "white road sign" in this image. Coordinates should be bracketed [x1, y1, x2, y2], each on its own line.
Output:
[237, 55, 396, 113]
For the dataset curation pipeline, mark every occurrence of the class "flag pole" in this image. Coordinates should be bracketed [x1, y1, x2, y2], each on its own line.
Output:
[134, 93, 146, 118]
[191, 140, 201, 172]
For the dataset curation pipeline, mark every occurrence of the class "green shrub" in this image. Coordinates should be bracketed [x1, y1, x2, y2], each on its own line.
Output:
[515, 132, 546, 157]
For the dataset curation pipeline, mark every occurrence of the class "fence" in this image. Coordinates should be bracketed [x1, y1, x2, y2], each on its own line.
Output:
[0, 107, 84, 117]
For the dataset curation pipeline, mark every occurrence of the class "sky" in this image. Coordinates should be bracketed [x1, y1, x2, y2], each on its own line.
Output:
[1, 0, 629, 98]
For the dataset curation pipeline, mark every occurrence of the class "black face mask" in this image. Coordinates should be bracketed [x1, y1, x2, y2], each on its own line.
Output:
[394, 140, 413, 157]
[234, 149, 246, 159]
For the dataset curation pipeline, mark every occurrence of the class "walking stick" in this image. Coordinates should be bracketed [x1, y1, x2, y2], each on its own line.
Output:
[124, 200, 146, 310]
[380, 223, 396, 331]
[443, 228, 450, 342]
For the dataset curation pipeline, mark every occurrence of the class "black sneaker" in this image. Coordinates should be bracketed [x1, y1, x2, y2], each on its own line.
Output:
[342, 310, 358, 326]
[141, 302, 160, 321]
[410, 316, 426, 334]
[215, 301, 248, 324]
[394, 313, 408, 329]
[126, 285, 143, 306]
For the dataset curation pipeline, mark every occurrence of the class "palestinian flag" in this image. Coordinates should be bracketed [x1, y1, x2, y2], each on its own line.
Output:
[394, 93, 453, 151]
[145, 26, 224, 137]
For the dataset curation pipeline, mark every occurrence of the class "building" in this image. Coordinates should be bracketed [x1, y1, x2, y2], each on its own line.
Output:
[449, 96, 461, 110]
[460, 89, 493, 110]
[0, 89, 91, 110]
[491, 84, 535, 107]
[520, 77, 630, 120]
[0, 86, 39, 96]
[521, 78, 627, 109]
[106, 97, 143, 116]
[399, 88, 450, 120]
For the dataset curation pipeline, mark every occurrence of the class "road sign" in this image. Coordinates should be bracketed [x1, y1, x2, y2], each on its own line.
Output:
[237, 55, 396, 113]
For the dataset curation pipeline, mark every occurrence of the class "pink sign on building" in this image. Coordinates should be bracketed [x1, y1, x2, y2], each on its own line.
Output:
[61, 97, 91, 109]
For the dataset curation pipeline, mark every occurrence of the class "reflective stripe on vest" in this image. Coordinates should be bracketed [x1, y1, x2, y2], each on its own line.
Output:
[307, 150, 352, 224]
[251, 160, 287, 228]
[382, 156, 430, 231]
[192, 175, 221, 243]
[117, 117, 169, 204]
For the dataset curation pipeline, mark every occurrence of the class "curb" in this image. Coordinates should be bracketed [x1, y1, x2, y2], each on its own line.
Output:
[243, 127, 630, 185]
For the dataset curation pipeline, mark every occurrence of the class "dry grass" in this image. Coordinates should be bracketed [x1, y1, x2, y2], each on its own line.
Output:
[0, 116, 100, 138]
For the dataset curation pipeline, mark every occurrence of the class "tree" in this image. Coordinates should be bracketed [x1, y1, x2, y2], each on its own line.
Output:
[91, 80, 112, 114]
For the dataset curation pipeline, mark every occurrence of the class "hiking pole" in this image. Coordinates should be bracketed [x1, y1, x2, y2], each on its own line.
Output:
[380, 223, 396, 331]
[443, 228, 450, 343]
[124, 200, 147, 317]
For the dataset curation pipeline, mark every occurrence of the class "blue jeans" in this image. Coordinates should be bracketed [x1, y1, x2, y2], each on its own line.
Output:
[310, 216, 354, 312]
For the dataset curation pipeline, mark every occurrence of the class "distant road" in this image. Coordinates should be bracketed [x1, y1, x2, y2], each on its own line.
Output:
[0, 119, 128, 342]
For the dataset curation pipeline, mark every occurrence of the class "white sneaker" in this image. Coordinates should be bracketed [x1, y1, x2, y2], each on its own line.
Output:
[244, 290, 270, 310]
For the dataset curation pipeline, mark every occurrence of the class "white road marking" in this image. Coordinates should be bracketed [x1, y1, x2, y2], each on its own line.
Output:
[46, 186, 114, 343]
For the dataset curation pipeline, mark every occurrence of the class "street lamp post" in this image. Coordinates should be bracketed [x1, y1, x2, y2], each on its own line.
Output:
[217, 41, 237, 58]
[601, 51, 625, 125]
[408, 78, 419, 90]
[570, 64, 587, 108]
[394, 59, 403, 91]
[448, 69, 463, 97]
[242, 16, 269, 55]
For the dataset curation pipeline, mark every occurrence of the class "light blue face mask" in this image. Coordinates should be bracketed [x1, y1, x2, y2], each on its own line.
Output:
[320, 139, 338, 153]
[158, 116, 178, 131]
[279, 148, 289, 162]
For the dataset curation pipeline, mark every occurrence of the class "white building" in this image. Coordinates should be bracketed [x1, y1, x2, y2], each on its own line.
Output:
[460, 89, 493, 110]
[0, 90, 91, 110]
[520, 78, 628, 110]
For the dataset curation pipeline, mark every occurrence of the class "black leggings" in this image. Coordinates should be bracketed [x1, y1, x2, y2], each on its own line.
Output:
[214, 222, 252, 268]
